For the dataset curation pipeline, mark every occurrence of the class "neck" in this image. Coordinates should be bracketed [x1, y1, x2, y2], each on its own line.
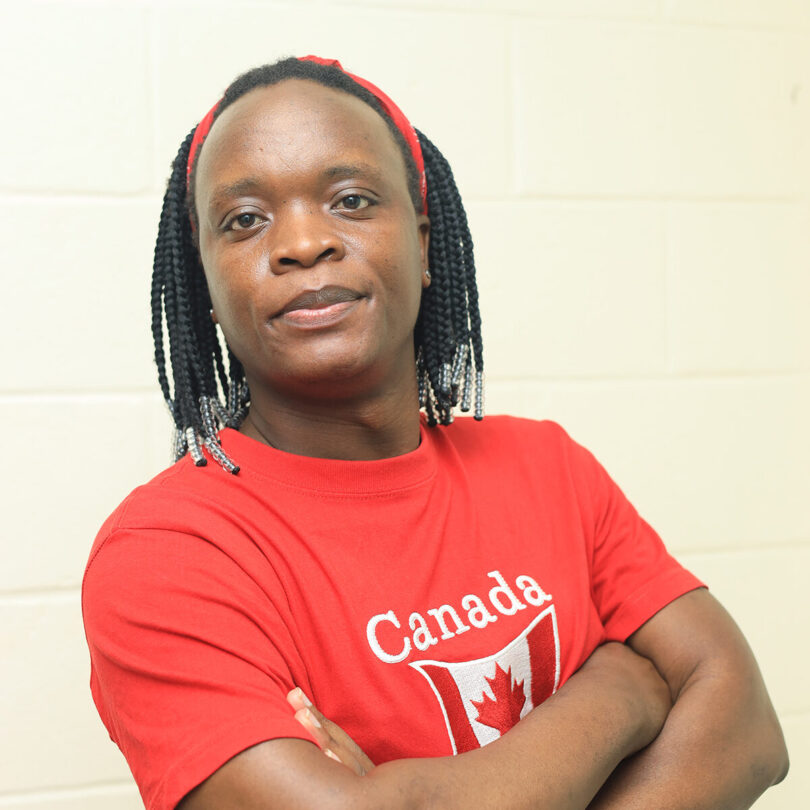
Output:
[240, 376, 423, 461]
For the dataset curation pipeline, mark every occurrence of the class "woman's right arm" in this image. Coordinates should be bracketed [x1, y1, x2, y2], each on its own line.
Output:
[179, 642, 670, 810]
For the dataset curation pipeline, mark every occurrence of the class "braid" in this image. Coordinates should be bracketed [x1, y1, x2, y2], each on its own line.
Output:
[152, 129, 242, 473]
[152, 58, 484, 473]
[414, 129, 484, 424]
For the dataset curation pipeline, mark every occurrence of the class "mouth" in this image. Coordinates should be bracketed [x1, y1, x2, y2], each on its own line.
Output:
[273, 285, 365, 328]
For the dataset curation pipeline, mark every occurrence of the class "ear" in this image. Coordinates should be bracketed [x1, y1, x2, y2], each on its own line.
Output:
[210, 308, 219, 325]
[417, 214, 431, 288]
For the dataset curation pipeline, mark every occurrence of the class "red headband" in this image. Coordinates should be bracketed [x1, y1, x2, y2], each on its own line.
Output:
[185, 55, 427, 214]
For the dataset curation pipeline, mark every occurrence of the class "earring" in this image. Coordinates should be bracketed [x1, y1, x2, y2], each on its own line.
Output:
[424, 269, 431, 282]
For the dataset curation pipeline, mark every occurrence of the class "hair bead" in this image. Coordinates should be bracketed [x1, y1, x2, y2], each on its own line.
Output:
[461, 358, 473, 413]
[184, 426, 207, 466]
[474, 371, 484, 421]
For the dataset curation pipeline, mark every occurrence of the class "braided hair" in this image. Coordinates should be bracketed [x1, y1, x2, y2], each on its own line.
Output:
[152, 57, 483, 473]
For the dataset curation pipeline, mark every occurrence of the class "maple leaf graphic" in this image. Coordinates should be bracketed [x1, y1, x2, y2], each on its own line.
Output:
[471, 663, 526, 736]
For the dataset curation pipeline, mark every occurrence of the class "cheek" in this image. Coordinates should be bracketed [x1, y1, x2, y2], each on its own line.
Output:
[202, 267, 257, 351]
[203, 245, 265, 314]
[375, 256, 422, 331]
[400, 242, 427, 315]
[377, 226, 425, 299]
[203, 271, 232, 326]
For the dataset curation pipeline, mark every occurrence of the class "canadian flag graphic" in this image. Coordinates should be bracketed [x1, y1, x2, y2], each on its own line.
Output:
[409, 606, 560, 753]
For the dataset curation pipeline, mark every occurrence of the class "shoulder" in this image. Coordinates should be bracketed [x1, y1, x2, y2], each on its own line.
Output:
[84, 447, 256, 587]
[81, 447, 289, 659]
[439, 412, 570, 443]
[434, 414, 582, 464]
[426, 415, 603, 504]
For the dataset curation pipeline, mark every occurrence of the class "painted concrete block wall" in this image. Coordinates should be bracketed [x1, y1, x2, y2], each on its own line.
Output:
[1, 1, 807, 807]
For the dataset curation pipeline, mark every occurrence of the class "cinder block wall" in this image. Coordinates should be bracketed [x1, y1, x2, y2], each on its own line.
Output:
[1, 1, 807, 807]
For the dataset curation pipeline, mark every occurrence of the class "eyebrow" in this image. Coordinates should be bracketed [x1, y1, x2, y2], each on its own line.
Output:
[208, 178, 264, 210]
[210, 163, 386, 205]
[323, 162, 385, 183]
[206, 163, 389, 219]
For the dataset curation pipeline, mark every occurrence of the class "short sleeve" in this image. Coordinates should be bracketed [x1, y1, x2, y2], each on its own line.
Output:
[566, 434, 705, 641]
[82, 527, 315, 810]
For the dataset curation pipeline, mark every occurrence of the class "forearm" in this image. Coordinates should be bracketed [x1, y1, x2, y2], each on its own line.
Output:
[366, 671, 648, 810]
[589, 673, 787, 810]
[588, 597, 789, 810]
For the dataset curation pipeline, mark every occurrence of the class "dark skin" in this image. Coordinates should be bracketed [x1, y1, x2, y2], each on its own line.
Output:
[196, 80, 430, 461]
[182, 79, 788, 808]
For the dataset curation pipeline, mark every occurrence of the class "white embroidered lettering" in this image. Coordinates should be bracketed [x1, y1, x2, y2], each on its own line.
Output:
[516, 574, 552, 607]
[367, 610, 411, 664]
[366, 570, 552, 664]
[487, 570, 527, 616]
[427, 604, 471, 640]
[461, 593, 499, 628]
[409, 611, 439, 651]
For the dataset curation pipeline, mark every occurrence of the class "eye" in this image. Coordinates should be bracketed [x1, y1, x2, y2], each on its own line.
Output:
[335, 194, 373, 212]
[225, 212, 263, 231]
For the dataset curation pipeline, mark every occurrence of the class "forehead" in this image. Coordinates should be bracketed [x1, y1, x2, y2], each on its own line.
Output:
[195, 79, 406, 196]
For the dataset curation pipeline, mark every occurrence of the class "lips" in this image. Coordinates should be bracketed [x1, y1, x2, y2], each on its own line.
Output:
[275, 285, 363, 318]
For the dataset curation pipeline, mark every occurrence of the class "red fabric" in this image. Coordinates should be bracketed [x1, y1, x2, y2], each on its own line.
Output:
[186, 103, 218, 186]
[82, 416, 703, 810]
[186, 56, 427, 214]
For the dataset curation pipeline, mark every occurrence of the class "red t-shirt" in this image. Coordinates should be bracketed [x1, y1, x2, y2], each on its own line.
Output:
[82, 416, 703, 810]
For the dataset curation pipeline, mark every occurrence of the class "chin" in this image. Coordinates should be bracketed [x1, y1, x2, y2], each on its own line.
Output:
[260, 352, 381, 398]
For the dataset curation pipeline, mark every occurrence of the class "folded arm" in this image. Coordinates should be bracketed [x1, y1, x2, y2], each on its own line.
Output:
[589, 589, 788, 809]
[179, 590, 786, 810]
[178, 642, 670, 810]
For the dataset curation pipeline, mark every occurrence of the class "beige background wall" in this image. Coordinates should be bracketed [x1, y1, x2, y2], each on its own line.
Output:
[1, 0, 808, 807]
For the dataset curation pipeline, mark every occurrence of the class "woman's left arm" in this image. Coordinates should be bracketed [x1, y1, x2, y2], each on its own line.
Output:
[588, 588, 789, 810]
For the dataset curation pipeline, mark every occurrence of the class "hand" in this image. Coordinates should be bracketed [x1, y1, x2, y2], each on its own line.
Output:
[580, 642, 672, 754]
[286, 688, 376, 776]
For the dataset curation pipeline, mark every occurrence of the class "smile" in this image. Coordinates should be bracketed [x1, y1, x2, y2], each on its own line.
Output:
[273, 285, 365, 329]
[278, 298, 363, 328]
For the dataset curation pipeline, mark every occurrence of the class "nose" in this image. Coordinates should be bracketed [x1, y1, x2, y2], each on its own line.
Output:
[269, 206, 344, 274]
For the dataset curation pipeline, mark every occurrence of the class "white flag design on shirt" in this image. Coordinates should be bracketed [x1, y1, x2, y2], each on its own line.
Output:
[410, 606, 560, 753]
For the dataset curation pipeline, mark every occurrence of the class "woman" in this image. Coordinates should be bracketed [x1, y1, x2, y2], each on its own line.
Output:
[82, 56, 787, 809]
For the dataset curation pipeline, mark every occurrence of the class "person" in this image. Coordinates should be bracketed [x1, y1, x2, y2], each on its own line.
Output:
[82, 56, 788, 810]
